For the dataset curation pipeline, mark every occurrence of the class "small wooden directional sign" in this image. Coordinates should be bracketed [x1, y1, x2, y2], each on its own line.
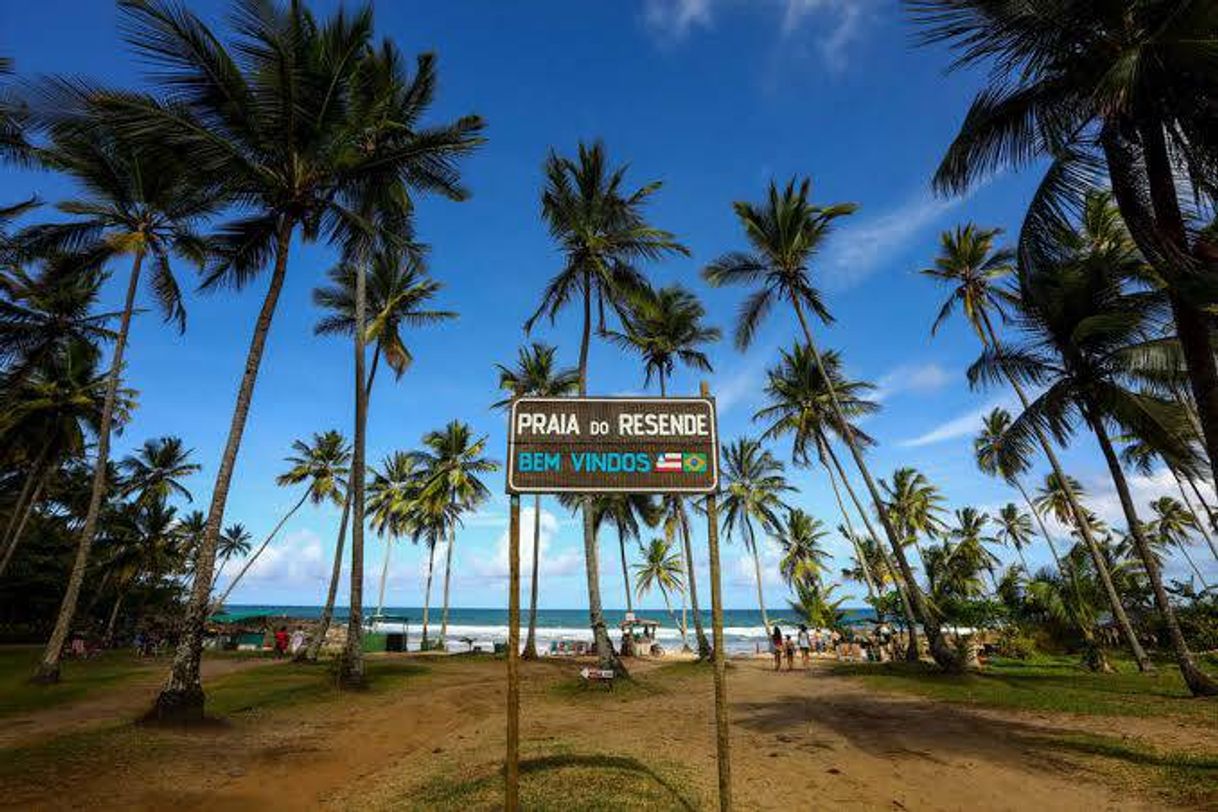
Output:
[507, 397, 719, 494]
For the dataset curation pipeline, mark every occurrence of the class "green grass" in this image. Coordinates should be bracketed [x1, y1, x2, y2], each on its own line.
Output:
[0, 655, 433, 801]
[829, 654, 1216, 721]
[0, 646, 160, 718]
[1034, 731, 1218, 808]
[206, 656, 429, 716]
[407, 747, 701, 811]
[547, 671, 668, 702]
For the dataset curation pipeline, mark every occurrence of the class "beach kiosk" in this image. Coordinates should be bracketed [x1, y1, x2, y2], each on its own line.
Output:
[619, 612, 664, 657]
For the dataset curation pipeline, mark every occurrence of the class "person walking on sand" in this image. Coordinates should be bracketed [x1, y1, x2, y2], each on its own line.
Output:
[797, 624, 811, 667]
[770, 625, 783, 671]
[289, 627, 306, 656]
[784, 635, 795, 671]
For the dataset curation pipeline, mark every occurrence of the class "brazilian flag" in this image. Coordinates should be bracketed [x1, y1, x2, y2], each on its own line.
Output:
[682, 453, 708, 473]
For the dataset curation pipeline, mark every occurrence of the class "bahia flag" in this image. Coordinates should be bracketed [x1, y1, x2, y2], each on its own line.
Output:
[655, 452, 683, 472]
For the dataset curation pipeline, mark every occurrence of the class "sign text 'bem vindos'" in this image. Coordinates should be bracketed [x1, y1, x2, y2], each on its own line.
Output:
[506, 397, 718, 494]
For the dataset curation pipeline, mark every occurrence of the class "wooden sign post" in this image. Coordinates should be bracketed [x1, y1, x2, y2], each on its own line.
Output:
[502, 393, 726, 809]
[701, 381, 732, 811]
[506, 493, 521, 811]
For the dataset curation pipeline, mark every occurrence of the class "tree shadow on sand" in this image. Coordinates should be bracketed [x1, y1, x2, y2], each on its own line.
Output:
[412, 751, 700, 811]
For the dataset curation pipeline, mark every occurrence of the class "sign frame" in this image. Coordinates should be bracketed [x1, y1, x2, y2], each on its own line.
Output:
[506, 395, 720, 495]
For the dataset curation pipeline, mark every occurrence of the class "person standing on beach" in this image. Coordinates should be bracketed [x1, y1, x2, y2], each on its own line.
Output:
[797, 624, 811, 667]
[783, 635, 795, 671]
[770, 625, 783, 671]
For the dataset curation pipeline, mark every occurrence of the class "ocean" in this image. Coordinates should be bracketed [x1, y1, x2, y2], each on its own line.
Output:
[224, 605, 879, 654]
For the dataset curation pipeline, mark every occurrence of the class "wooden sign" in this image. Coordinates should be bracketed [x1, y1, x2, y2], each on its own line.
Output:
[507, 397, 718, 494]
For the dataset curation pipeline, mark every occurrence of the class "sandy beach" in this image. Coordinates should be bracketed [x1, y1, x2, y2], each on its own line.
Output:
[2, 651, 1210, 810]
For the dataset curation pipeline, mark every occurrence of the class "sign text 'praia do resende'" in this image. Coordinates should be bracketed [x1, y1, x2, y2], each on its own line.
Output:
[506, 397, 718, 494]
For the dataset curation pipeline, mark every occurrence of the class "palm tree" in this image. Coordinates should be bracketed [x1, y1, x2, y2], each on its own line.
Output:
[607, 283, 720, 658]
[119, 437, 200, 508]
[525, 140, 687, 674]
[0, 344, 127, 580]
[974, 408, 1070, 573]
[99, 0, 482, 718]
[1148, 497, 1211, 590]
[881, 467, 947, 574]
[924, 221, 1153, 671]
[913, 0, 1218, 493]
[0, 259, 114, 566]
[606, 284, 720, 397]
[411, 500, 457, 650]
[704, 178, 962, 669]
[493, 342, 579, 659]
[944, 507, 1000, 590]
[1120, 435, 1218, 565]
[212, 523, 252, 593]
[414, 421, 498, 650]
[717, 438, 791, 631]
[993, 504, 1034, 573]
[211, 431, 349, 611]
[560, 493, 662, 615]
[634, 537, 686, 638]
[367, 452, 424, 620]
[308, 246, 456, 662]
[775, 508, 829, 589]
[754, 343, 921, 653]
[971, 203, 1216, 695]
[101, 497, 183, 643]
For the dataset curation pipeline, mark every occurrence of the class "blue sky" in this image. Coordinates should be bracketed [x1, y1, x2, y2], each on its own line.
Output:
[4, 0, 1213, 610]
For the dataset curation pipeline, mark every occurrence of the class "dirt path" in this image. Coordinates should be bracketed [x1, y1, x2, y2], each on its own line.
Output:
[0, 657, 281, 749]
[1, 655, 1207, 810]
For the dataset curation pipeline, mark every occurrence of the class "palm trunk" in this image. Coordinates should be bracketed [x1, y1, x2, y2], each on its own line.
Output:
[679, 508, 711, 659]
[340, 252, 369, 688]
[1014, 480, 1066, 573]
[375, 538, 393, 620]
[1086, 411, 1217, 696]
[1136, 122, 1218, 495]
[1176, 542, 1210, 590]
[0, 469, 47, 579]
[439, 527, 454, 650]
[1015, 480, 1107, 669]
[522, 494, 542, 660]
[150, 221, 293, 721]
[35, 250, 145, 684]
[744, 520, 769, 632]
[210, 559, 228, 594]
[1172, 469, 1218, 563]
[104, 589, 126, 645]
[0, 444, 52, 578]
[1182, 472, 1218, 546]
[824, 457, 879, 608]
[824, 438, 920, 661]
[979, 309, 1153, 672]
[577, 279, 624, 675]
[305, 346, 381, 663]
[421, 541, 436, 648]
[618, 533, 633, 613]
[210, 491, 309, 612]
[790, 296, 959, 669]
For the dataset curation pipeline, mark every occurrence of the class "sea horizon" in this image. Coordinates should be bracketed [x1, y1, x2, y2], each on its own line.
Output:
[217, 604, 881, 654]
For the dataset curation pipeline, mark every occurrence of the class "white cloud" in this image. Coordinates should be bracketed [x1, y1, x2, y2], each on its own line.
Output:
[643, 0, 713, 39]
[475, 505, 584, 581]
[643, 0, 871, 70]
[711, 355, 770, 414]
[238, 528, 329, 587]
[875, 362, 953, 401]
[898, 397, 1013, 448]
[820, 191, 962, 291]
